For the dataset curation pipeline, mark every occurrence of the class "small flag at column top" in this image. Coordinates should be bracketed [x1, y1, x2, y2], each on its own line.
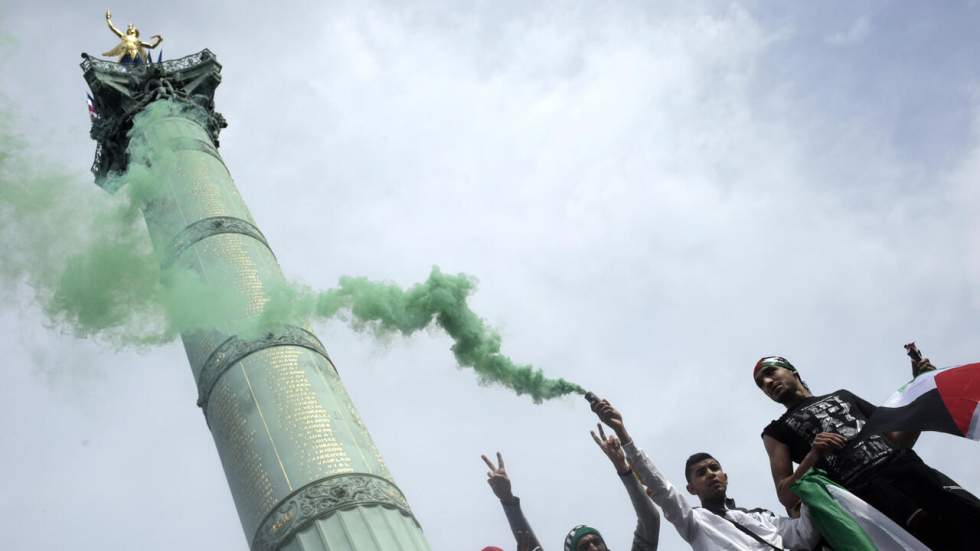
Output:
[86, 94, 98, 121]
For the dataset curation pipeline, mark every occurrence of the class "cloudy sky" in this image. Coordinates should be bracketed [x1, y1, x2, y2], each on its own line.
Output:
[3, 1, 980, 550]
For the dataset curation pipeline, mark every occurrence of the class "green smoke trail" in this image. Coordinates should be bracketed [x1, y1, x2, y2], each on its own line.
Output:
[262, 269, 585, 403]
[0, 101, 583, 401]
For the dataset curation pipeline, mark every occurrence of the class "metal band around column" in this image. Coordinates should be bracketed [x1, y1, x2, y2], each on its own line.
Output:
[169, 136, 229, 170]
[251, 473, 418, 551]
[196, 325, 333, 412]
[162, 216, 274, 268]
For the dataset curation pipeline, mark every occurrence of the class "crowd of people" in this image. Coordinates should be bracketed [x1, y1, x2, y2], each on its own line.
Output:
[480, 355, 980, 550]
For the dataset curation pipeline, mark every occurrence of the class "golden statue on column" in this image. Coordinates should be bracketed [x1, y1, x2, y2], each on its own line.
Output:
[102, 10, 163, 64]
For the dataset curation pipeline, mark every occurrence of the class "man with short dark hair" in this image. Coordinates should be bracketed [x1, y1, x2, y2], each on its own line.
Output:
[591, 396, 821, 550]
[684, 454, 714, 481]
[755, 355, 980, 550]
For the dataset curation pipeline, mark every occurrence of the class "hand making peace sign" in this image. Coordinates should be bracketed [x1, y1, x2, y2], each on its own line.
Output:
[591, 423, 631, 474]
[481, 451, 516, 502]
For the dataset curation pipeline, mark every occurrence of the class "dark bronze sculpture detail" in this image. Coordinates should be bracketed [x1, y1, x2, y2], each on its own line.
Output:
[81, 49, 227, 188]
[252, 474, 418, 551]
[197, 326, 334, 412]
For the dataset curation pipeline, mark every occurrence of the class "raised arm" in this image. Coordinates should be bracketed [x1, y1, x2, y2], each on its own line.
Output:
[591, 424, 660, 550]
[105, 10, 124, 38]
[763, 433, 845, 509]
[591, 397, 696, 543]
[481, 452, 543, 551]
[141, 34, 163, 49]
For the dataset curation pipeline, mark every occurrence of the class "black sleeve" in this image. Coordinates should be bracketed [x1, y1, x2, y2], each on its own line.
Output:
[761, 419, 790, 443]
[620, 471, 661, 551]
[500, 497, 543, 550]
[841, 389, 877, 419]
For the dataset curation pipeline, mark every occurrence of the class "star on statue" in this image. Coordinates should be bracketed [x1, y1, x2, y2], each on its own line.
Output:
[102, 10, 163, 65]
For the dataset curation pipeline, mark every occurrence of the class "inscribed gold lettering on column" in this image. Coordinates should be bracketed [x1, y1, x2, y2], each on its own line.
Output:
[266, 347, 354, 478]
[208, 376, 277, 532]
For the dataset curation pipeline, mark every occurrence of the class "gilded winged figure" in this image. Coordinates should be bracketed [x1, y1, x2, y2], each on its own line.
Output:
[102, 10, 162, 64]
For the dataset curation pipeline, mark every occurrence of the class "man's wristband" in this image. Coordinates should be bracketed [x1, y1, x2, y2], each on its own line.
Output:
[500, 495, 520, 505]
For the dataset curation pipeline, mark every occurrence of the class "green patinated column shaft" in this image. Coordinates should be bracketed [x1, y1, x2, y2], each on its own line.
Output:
[82, 50, 431, 551]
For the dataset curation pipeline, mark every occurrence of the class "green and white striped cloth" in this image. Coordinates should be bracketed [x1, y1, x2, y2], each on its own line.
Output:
[790, 470, 928, 551]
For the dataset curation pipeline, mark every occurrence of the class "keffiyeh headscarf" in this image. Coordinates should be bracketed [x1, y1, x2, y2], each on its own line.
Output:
[753, 356, 796, 380]
[564, 525, 602, 551]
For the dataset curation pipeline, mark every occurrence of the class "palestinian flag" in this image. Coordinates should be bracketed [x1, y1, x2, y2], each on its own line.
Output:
[791, 470, 928, 550]
[864, 362, 980, 439]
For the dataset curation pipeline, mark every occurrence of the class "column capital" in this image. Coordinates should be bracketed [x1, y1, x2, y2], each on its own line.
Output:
[81, 49, 226, 188]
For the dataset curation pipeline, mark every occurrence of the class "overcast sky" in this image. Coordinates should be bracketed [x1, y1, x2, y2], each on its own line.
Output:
[2, 1, 980, 550]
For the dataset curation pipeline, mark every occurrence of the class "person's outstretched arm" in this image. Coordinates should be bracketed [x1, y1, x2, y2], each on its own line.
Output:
[591, 397, 697, 543]
[481, 452, 543, 551]
[591, 424, 661, 550]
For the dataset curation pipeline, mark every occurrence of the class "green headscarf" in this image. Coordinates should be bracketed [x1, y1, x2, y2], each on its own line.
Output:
[564, 525, 602, 551]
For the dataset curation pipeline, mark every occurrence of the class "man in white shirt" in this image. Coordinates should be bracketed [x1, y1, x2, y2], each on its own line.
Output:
[589, 396, 823, 551]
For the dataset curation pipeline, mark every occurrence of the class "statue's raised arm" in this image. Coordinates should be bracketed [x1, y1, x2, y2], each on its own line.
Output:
[105, 10, 124, 38]
[141, 34, 163, 50]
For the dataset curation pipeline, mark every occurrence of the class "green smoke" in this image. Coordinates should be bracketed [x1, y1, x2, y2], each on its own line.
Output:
[0, 109, 169, 345]
[262, 269, 585, 402]
[0, 101, 583, 401]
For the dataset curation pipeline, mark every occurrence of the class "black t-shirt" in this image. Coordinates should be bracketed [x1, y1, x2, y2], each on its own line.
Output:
[761, 389, 900, 486]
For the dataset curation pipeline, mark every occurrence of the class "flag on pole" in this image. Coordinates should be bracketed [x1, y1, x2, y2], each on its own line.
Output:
[86, 94, 98, 121]
[864, 362, 980, 440]
[791, 470, 928, 550]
